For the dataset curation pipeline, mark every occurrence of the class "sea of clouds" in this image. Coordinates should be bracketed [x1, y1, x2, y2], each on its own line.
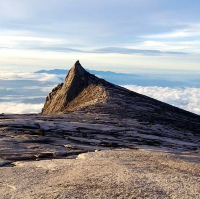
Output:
[0, 71, 61, 114]
[124, 85, 200, 115]
[0, 102, 44, 114]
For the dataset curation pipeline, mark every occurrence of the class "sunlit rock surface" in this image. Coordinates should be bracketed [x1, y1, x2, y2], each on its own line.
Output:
[0, 149, 200, 198]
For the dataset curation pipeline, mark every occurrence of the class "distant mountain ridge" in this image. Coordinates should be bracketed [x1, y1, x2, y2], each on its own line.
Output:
[36, 68, 132, 76]
[35, 68, 191, 87]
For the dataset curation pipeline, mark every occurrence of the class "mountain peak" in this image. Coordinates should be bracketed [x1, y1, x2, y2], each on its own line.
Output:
[42, 61, 108, 113]
[69, 60, 87, 77]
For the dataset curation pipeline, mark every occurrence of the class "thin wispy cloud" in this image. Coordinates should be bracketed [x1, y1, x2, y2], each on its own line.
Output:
[92, 47, 186, 55]
[136, 40, 200, 54]
[0, 31, 187, 56]
[140, 24, 200, 39]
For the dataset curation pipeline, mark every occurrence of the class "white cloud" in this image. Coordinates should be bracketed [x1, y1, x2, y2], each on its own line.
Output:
[0, 71, 62, 82]
[136, 40, 200, 54]
[123, 85, 200, 115]
[0, 30, 74, 50]
[0, 103, 43, 114]
[140, 24, 200, 39]
[141, 30, 191, 39]
[136, 24, 200, 54]
[22, 86, 55, 92]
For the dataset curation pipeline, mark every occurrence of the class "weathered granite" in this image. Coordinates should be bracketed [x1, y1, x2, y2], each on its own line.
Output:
[0, 61, 199, 166]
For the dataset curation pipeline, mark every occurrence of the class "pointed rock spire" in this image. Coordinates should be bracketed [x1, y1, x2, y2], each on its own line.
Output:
[42, 61, 108, 113]
[66, 60, 88, 80]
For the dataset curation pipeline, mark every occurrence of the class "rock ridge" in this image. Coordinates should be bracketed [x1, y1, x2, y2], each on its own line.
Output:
[42, 61, 111, 113]
[42, 61, 200, 136]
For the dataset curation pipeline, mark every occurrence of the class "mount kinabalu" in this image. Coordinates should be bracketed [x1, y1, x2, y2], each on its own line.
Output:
[0, 61, 199, 166]
[0, 62, 199, 199]
[42, 60, 109, 113]
[42, 61, 200, 135]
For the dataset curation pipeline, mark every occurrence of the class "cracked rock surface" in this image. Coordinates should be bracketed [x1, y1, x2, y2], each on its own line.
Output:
[0, 110, 199, 165]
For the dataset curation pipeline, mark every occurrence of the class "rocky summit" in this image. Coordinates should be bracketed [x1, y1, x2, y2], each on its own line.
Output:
[42, 60, 109, 113]
[43, 61, 200, 136]
[0, 61, 200, 198]
[0, 61, 200, 166]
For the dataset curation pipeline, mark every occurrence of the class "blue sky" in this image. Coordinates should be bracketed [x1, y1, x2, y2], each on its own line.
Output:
[0, 0, 200, 72]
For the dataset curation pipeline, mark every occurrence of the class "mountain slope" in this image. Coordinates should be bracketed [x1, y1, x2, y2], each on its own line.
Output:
[42, 61, 200, 135]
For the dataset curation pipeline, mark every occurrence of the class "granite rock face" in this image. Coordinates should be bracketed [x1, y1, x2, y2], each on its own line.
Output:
[42, 61, 110, 113]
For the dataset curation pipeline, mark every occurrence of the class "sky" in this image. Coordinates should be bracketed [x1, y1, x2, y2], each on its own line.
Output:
[0, 0, 200, 72]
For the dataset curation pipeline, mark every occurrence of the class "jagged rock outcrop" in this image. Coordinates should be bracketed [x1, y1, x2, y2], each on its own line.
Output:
[42, 61, 110, 113]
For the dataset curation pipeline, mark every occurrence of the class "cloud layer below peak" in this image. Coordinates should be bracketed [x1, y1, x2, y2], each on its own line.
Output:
[124, 85, 200, 115]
